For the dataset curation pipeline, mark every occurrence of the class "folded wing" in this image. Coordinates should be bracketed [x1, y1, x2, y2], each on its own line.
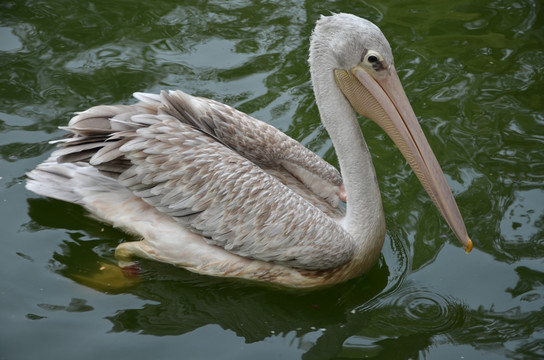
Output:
[44, 90, 354, 270]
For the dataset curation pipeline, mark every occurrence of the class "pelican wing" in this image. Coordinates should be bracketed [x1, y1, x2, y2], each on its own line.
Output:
[60, 91, 344, 208]
[52, 90, 353, 270]
[146, 90, 344, 208]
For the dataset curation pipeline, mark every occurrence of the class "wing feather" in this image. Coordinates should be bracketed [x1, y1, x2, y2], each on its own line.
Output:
[46, 90, 353, 270]
[154, 91, 343, 207]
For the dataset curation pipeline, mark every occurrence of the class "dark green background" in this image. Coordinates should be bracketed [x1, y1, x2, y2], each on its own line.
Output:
[1, 0, 543, 359]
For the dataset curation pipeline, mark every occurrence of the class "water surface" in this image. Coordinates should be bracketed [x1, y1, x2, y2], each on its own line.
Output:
[1, 0, 543, 359]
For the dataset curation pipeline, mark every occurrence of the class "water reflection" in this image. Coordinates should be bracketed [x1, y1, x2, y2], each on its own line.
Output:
[507, 266, 544, 301]
[454, 306, 544, 359]
[52, 232, 391, 349]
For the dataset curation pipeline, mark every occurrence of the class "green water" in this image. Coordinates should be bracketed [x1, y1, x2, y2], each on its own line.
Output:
[1, 0, 543, 359]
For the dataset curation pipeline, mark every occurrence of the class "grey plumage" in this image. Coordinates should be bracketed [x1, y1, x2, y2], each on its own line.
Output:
[28, 89, 351, 270]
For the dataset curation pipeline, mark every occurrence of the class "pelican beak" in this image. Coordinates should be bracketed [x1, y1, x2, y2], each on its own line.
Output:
[334, 65, 472, 253]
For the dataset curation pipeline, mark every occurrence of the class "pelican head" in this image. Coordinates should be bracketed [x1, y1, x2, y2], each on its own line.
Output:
[312, 13, 472, 252]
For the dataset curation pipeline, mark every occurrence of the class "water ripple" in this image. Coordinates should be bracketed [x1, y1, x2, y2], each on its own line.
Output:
[363, 283, 466, 336]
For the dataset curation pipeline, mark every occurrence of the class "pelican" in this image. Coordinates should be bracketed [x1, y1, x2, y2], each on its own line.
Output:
[26, 13, 472, 288]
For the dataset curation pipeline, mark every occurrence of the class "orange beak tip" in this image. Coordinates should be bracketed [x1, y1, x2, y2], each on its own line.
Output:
[464, 237, 473, 253]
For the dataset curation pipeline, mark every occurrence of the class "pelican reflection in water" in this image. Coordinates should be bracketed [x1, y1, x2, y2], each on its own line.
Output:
[27, 13, 472, 288]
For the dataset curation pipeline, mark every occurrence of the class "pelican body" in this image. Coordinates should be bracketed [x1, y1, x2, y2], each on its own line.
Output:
[26, 13, 471, 288]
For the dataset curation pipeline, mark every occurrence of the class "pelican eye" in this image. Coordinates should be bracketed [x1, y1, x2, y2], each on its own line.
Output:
[362, 50, 386, 72]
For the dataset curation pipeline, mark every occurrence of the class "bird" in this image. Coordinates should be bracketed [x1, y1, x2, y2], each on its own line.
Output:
[26, 13, 472, 288]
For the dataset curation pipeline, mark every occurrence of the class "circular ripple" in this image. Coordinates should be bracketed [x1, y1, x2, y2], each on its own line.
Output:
[372, 284, 466, 334]
[402, 287, 464, 332]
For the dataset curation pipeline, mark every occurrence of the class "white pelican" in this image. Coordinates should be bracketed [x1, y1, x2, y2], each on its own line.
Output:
[26, 13, 472, 288]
